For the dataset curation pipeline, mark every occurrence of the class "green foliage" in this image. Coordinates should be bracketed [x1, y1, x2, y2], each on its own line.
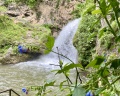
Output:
[32, 25, 51, 44]
[99, 32, 114, 50]
[72, 0, 100, 67]
[0, 15, 26, 53]
[86, 56, 105, 68]
[0, 14, 52, 55]
[44, 36, 54, 54]
[83, 0, 120, 95]
[56, 64, 83, 74]
[0, 6, 7, 12]
[28, 80, 55, 96]
[72, 0, 95, 18]
[73, 14, 100, 66]
[3, 0, 120, 96]
[110, 59, 120, 69]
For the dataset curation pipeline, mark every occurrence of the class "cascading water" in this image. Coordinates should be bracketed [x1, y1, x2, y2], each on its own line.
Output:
[39, 18, 81, 66]
[0, 18, 81, 96]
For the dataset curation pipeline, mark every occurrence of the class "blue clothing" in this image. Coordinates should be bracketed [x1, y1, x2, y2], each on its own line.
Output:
[86, 91, 93, 96]
[18, 45, 27, 53]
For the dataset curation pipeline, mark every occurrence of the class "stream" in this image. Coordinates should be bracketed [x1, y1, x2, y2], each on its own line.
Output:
[0, 61, 73, 96]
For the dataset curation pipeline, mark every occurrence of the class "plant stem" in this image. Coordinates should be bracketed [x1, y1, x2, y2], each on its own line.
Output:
[44, 47, 82, 84]
[57, 47, 73, 85]
[96, 0, 117, 37]
[111, 76, 120, 85]
[104, 16, 116, 37]
[114, 11, 120, 31]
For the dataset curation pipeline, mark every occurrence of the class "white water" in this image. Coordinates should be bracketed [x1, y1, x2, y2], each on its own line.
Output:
[38, 18, 81, 67]
[0, 18, 81, 96]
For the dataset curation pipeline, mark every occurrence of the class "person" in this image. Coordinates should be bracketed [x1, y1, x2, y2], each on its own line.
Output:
[18, 45, 29, 54]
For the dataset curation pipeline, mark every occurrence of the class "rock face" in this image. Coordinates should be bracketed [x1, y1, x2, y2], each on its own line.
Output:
[36, 1, 80, 28]
[3, 1, 80, 27]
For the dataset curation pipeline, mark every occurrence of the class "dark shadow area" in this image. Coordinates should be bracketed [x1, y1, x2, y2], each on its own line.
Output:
[26, 52, 42, 61]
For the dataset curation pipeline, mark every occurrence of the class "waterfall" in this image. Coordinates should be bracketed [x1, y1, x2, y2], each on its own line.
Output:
[15, 18, 81, 69]
[40, 18, 81, 65]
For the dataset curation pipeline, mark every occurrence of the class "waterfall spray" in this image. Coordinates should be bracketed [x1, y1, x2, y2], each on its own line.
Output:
[44, 18, 81, 64]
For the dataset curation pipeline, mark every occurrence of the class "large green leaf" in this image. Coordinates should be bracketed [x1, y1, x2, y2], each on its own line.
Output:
[110, 59, 120, 69]
[56, 64, 84, 74]
[86, 56, 105, 68]
[72, 85, 86, 96]
[44, 36, 55, 54]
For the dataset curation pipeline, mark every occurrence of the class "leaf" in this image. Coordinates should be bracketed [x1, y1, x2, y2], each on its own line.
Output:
[94, 87, 106, 95]
[82, 4, 95, 16]
[44, 36, 55, 54]
[72, 85, 86, 96]
[102, 68, 109, 77]
[59, 80, 67, 90]
[59, 60, 63, 66]
[92, 9, 102, 15]
[98, 27, 106, 39]
[44, 80, 55, 87]
[56, 64, 84, 74]
[87, 32, 97, 42]
[98, 68, 109, 77]
[86, 56, 105, 68]
[108, 0, 119, 12]
[100, 0, 107, 15]
[118, 48, 120, 53]
[110, 59, 120, 69]
[115, 36, 120, 42]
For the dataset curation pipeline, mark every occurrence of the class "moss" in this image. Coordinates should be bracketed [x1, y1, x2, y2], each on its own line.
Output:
[32, 25, 51, 47]
[0, 15, 27, 53]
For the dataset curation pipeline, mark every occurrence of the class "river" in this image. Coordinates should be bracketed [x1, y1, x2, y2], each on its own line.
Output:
[0, 60, 75, 96]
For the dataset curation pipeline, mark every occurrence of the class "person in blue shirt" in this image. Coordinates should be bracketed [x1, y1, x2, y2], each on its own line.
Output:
[18, 45, 29, 54]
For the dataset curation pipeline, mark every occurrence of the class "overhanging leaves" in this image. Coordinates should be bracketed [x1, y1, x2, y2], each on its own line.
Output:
[44, 36, 55, 54]
[110, 59, 120, 69]
[98, 68, 110, 77]
[56, 64, 83, 74]
[86, 56, 105, 68]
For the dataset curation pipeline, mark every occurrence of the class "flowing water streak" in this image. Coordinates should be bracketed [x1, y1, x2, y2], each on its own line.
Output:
[40, 18, 81, 66]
